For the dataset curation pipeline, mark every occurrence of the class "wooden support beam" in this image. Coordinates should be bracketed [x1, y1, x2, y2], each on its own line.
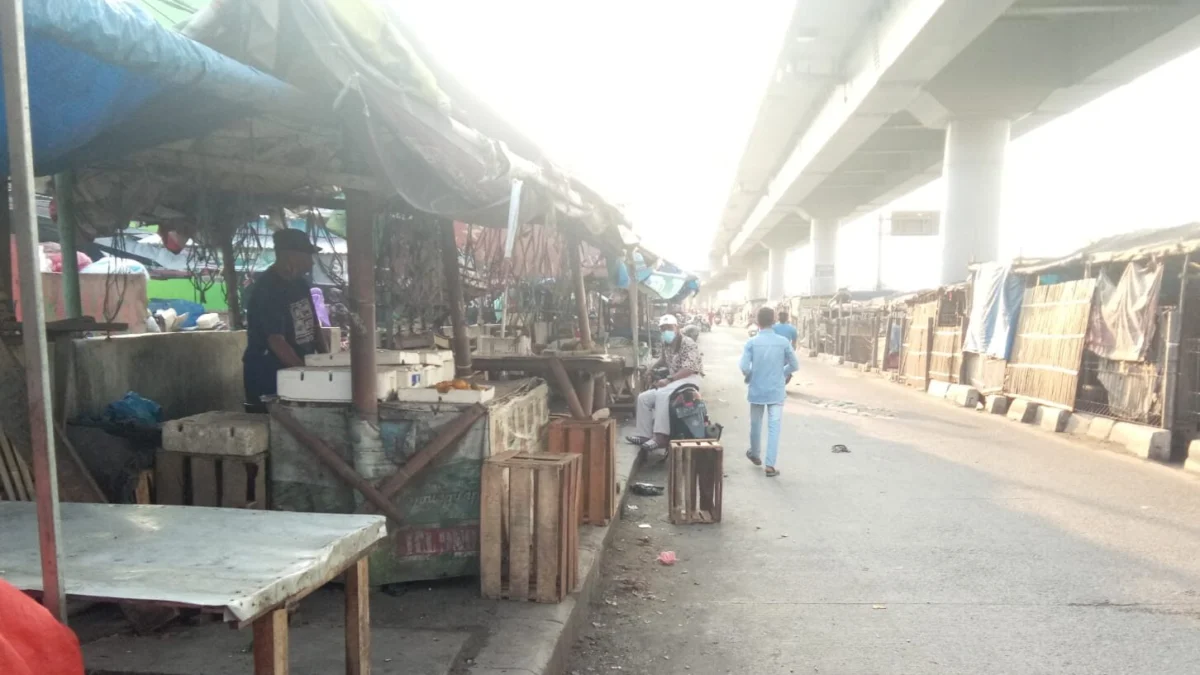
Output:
[568, 234, 593, 350]
[345, 190, 378, 421]
[253, 609, 289, 675]
[268, 404, 406, 523]
[344, 558, 370, 675]
[220, 223, 243, 330]
[548, 357, 589, 420]
[356, 403, 486, 513]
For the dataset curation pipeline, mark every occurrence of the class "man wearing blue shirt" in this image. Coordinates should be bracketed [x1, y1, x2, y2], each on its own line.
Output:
[740, 306, 800, 477]
[773, 310, 799, 349]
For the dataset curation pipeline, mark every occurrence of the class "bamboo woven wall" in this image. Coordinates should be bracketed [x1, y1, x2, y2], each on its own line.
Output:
[900, 301, 939, 388]
[1004, 279, 1097, 409]
[929, 325, 963, 384]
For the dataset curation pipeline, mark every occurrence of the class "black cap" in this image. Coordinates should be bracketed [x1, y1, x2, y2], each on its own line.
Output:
[273, 228, 321, 254]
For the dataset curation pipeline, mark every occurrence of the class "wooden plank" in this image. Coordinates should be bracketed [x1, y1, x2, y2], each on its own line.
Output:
[12, 443, 33, 498]
[534, 463, 562, 602]
[508, 466, 533, 600]
[253, 608, 289, 675]
[253, 455, 267, 509]
[191, 457, 219, 507]
[134, 470, 153, 505]
[479, 461, 503, 599]
[221, 459, 247, 508]
[155, 450, 185, 505]
[567, 456, 580, 592]
[0, 435, 20, 500]
[344, 557, 370, 675]
[587, 422, 606, 525]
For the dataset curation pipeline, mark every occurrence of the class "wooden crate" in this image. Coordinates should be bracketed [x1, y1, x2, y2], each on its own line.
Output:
[480, 451, 581, 603]
[546, 417, 617, 526]
[155, 449, 267, 509]
[667, 440, 724, 525]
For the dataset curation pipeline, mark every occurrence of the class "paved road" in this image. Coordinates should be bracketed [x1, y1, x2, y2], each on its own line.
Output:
[569, 326, 1200, 674]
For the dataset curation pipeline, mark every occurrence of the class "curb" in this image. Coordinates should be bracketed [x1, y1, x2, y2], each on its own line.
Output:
[466, 439, 645, 675]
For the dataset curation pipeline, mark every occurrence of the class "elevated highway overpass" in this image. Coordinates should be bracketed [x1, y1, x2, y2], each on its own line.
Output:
[707, 0, 1200, 300]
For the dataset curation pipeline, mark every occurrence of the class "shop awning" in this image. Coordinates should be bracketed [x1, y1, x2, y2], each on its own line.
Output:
[0, 0, 305, 177]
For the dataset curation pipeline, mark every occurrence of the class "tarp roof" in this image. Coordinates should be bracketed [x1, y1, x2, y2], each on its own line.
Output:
[0, 0, 306, 177]
[1011, 222, 1200, 275]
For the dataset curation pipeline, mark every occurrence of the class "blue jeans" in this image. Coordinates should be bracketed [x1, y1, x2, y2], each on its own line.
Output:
[749, 403, 783, 468]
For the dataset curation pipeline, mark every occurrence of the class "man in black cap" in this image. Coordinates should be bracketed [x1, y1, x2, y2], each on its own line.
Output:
[242, 228, 327, 412]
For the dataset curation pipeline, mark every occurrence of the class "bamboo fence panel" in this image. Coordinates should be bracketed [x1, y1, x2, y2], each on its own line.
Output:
[929, 325, 963, 384]
[900, 300, 939, 388]
[1004, 279, 1097, 409]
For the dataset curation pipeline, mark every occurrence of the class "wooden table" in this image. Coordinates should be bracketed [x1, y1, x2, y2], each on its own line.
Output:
[472, 354, 626, 416]
[0, 502, 386, 675]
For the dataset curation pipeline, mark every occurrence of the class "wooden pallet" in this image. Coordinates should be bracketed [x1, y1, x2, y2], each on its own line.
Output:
[667, 440, 724, 525]
[155, 449, 267, 509]
[546, 417, 617, 526]
[480, 451, 581, 603]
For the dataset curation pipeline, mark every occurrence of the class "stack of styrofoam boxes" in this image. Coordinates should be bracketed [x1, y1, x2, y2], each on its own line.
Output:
[417, 349, 455, 385]
[278, 349, 426, 402]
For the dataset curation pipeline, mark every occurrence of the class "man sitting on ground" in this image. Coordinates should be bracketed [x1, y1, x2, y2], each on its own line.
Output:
[626, 314, 704, 452]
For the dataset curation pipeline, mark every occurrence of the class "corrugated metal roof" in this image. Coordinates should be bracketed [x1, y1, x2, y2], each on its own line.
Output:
[1012, 222, 1200, 274]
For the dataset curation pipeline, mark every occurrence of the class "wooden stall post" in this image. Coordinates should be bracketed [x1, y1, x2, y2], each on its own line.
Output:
[345, 190, 378, 421]
[439, 217, 473, 377]
[345, 557, 370, 675]
[626, 250, 641, 394]
[220, 221, 243, 330]
[923, 317, 935, 392]
[253, 609, 289, 675]
[568, 233, 593, 350]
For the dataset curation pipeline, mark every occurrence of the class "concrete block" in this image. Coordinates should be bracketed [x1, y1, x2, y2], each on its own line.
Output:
[1062, 412, 1093, 436]
[1035, 406, 1070, 433]
[984, 395, 1009, 415]
[926, 380, 952, 399]
[806, 349, 818, 358]
[947, 384, 981, 408]
[1006, 398, 1039, 424]
[162, 411, 269, 456]
[1109, 422, 1171, 462]
[1086, 417, 1116, 441]
[1184, 440, 1200, 475]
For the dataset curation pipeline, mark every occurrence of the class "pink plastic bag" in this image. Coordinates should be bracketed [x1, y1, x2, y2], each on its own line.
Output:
[657, 551, 677, 566]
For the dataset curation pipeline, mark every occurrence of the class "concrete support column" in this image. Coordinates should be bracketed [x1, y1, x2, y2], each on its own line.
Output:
[768, 245, 788, 302]
[810, 218, 837, 296]
[746, 263, 765, 302]
[941, 117, 1009, 284]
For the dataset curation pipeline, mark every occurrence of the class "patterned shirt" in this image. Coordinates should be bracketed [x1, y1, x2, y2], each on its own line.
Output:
[665, 335, 704, 376]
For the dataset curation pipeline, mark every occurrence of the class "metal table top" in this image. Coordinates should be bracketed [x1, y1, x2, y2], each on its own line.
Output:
[0, 502, 386, 622]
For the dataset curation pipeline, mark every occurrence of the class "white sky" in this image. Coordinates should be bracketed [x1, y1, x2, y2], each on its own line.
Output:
[397, 1, 1200, 296]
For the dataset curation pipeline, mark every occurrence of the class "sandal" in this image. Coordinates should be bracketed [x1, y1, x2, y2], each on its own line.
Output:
[745, 449, 762, 466]
[626, 435, 650, 446]
[640, 438, 664, 452]
[765, 467, 780, 477]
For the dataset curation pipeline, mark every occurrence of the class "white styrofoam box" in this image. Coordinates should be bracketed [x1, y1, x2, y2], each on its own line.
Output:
[418, 349, 454, 366]
[393, 366, 425, 389]
[162, 411, 269, 457]
[277, 367, 397, 402]
[420, 364, 442, 386]
[304, 349, 420, 367]
[393, 385, 496, 404]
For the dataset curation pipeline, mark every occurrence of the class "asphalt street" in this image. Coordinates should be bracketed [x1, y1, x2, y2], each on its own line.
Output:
[568, 325, 1200, 674]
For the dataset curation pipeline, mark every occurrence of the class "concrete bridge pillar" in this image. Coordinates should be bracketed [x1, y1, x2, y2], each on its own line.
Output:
[746, 259, 766, 302]
[941, 117, 1009, 284]
[810, 218, 837, 296]
[768, 245, 788, 302]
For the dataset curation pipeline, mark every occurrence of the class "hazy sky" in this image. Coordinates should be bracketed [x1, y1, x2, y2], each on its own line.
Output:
[397, 1, 1200, 294]
[396, 0, 794, 268]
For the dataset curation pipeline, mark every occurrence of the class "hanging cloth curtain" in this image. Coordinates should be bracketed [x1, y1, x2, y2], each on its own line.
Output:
[1085, 261, 1163, 362]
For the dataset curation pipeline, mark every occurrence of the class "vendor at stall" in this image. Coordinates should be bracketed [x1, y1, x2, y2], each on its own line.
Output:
[242, 229, 327, 412]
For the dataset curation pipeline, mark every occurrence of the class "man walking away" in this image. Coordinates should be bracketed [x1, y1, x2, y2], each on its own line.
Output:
[626, 314, 705, 453]
[741, 306, 799, 476]
[774, 310, 798, 349]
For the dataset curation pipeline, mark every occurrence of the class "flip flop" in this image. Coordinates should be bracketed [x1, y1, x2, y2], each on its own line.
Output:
[640, 438, 664, 452]
[626, 435, 650, 446]
[765, 467, 780, 477]
[745, 449, 762, 466]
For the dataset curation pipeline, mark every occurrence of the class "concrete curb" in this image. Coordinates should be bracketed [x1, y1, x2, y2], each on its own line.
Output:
[467, 437, 645, 675]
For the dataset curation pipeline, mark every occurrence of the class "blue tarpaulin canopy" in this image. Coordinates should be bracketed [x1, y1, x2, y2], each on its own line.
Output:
[612, 251, 700, 301]
[0, 0, 305, 177]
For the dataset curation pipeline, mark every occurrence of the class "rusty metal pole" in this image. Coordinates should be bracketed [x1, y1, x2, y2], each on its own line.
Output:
[345, 191, 387, 497]
[1, 0, 65, 621]
[568, 233, 593, 350]
[438, 217, 472, 377]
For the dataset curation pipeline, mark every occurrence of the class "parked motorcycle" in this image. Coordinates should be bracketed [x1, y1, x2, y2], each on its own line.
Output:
[650, 367, 723, 442]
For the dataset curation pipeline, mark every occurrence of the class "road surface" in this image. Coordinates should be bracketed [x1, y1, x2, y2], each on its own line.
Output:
[569, 326, 1200, 674]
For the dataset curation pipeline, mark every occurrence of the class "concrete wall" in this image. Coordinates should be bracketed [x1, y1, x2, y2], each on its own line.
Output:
[57, 331, 247, 422]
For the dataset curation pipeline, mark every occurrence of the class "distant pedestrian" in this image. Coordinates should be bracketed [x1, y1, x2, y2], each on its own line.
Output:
[774, 310, 798, 350]
[740, 306, 799, 477]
